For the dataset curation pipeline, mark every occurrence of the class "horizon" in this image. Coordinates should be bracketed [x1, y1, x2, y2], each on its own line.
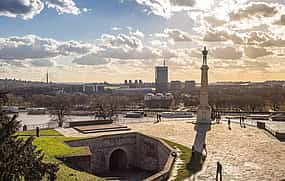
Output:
[2, 76, 285, 84]
[0, 0, 285, 82]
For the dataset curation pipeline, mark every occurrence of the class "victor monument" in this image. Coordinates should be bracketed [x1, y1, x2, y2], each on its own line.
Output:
[193, 46, 212, 153]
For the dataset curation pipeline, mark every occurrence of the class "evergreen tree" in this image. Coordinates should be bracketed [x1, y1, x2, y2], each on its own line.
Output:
[0, 91, 58, 181]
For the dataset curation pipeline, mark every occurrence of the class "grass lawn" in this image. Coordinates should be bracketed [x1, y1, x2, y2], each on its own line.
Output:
[17, 129, 104, 181]
[16, 129, 198, 181]
[162, 139, 193, 181]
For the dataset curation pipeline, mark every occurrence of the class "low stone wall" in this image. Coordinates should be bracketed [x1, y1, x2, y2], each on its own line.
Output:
[143, 139, 176, 181]
[257, 121, 265, 129]
[265, 124, 285, 140]
[65, 132, 176, 180]
[58, 154, 92, 173]
[256, 121, 285, 140]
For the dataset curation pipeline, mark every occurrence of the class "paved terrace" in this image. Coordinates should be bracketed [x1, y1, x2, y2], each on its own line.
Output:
[57, 121, 285, 181]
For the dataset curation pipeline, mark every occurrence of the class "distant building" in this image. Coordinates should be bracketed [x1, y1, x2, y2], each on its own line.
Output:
[155, 64, 168, 93]
[113, 87, 152, 96]
[83, 84, 105, 93]
[185, 80, 196, 92]
[144, 93, 173, 108]
[139, 80, 143, 87]
[95, 85, 105, 93]
[170, 81, 182, 92]
[123, 79, 144, 88]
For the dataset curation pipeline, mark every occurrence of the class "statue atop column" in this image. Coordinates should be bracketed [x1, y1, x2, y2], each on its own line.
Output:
[202, 46, 208, 65]
[192, 46, 212, 154]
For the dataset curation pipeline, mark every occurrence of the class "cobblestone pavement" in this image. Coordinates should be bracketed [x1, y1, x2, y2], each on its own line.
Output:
[127, 121, 285, 181]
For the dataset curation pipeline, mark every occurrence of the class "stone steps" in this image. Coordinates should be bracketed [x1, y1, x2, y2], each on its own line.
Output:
[68, 119, 113, 127]
[73, 124, 131, 134]
[82, 127, 131, 134]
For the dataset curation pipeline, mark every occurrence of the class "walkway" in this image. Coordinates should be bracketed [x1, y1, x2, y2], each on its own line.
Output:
[127, 121, 285, 181]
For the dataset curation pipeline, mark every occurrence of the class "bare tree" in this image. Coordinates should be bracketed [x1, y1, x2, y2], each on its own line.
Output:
[49, 94, 71, 127]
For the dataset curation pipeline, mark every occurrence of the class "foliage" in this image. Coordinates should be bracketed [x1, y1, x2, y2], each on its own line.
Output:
[206, 86, 285, 112]
[49, 94, 71, 127]
[0, 92, 58, 181]
[18, 129, 103, 181]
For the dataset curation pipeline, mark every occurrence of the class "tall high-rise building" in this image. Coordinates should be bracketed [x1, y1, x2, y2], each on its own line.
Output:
[46, 71, 49, 84]
[155, 60, 168, 92]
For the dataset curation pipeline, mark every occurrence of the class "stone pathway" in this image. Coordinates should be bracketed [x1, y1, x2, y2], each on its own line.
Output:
[57, 120, 285, 180]
[168, 147, 183, 181]
[127, 121, 285, 181]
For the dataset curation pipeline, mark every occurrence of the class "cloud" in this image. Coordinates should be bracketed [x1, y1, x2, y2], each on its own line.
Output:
[57, 40, 93, 55]
[130, 29, 144, 38]
[96, 47, 160, 60]
[203, 29, 244, 44]
[101, 34, 143, 49]
[2, 31, 169, 66]
[96, 32, 179, 60]
[275, 14, 285, 25]
[164, 28, 191, 42]
[203, 28, 285, 47]
[72, 54, 110, 65]
[134, 0, 195, 18]
[244, 31, 285, 47]
[246, 31, 271, 45]
[204, 16, 227, 26]
[186, 48, 201, 58]
[211, 47, 243, 59]
[150, 40, 167, 48]
[1, 60, 26, 67]
[82, 8, 91, 13]
[112, 27, 122, 31]
[260, 38, 285, 47]
[243, 60, 270, 71]
[0, 0, 44, 19]
[30, 59, 54, 67]
[43, 0, 80, 15]
[160, 48, 178, 58]
[0, 35, 92, 60]
[229, 2, 279, 21]
[244, 46, 273, 58]
[0, 0, 81, 19]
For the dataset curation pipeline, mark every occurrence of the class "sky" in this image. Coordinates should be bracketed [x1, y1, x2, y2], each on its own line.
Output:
[0, 0, 285, 83]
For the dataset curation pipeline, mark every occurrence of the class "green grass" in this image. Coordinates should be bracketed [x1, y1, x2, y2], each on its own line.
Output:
[17, 129, 104, 181]
[17, 129, 62, 136]
[162, 139, 205, 181]
[162, 139, 192, 181]
[16, 129, 201, 181]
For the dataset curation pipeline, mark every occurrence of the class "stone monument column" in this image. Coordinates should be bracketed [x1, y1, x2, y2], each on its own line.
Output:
[193, 46, 212, 153]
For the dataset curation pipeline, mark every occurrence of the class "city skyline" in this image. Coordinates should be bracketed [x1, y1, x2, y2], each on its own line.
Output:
[1, 0, 285, 83]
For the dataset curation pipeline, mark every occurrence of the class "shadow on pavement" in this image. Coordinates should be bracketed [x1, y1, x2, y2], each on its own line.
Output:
[187, 152, 206, 176]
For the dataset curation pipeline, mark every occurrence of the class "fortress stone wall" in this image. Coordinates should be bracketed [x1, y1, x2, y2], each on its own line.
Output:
[64, 132, 175, 180]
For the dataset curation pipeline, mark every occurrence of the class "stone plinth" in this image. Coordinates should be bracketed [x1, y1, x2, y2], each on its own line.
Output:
[196, 105, 212, 125]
